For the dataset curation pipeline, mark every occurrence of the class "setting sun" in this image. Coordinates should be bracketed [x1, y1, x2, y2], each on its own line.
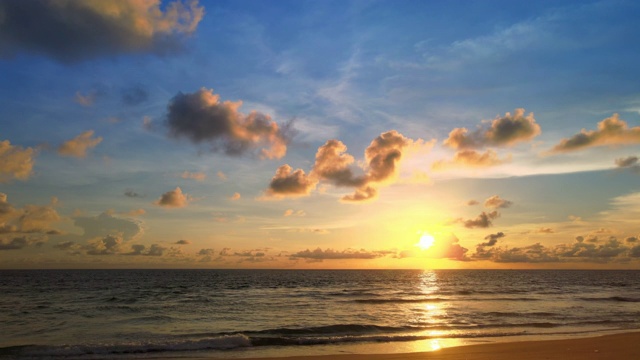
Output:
[417, 233, 436, 250]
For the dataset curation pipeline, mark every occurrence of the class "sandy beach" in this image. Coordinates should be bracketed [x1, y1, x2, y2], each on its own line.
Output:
[223, 332, 640, 360]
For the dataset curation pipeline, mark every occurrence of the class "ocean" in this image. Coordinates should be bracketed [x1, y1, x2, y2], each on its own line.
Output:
[1, 269, 639, 359]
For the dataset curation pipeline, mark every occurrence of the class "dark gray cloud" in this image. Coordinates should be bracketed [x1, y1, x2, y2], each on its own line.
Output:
[166, 88, 292, 159]
[0, 0, 204, 62]
[86, 234, 123, 255]
[443, 109, 540, 149]
[615, 156, 638, 168]
[176, 239, 191, 245]
[480, 232, 505, 247]
[124, 190, 144, 198]
[290, 248, 390, 261]
[550, 114, 640, 153]
[0, 236, 29, 250]
[459, 211, 500, 228]
[125, 243, 166, 256]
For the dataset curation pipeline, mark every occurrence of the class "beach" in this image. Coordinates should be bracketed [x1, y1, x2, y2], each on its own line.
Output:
[229, 332, 640, 360]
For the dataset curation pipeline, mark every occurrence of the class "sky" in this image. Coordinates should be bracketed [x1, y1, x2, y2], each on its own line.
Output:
[1, 0, 640, 269]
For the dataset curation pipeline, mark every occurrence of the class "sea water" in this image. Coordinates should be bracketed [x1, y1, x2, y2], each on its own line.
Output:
[1, 269, 639, 359]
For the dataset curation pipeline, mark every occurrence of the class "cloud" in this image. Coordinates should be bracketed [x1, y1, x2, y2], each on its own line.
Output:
[176, 239, 190, 245]
[615, 156, 638, 168]
[154, 187, 190, 208]
[58, 130, 103, 158]
[0, 140, 36, 183]
[123, 208, 146, 217]
[121, 85, 149, 106]
[431, 149, 509, 170]
[0, 0, 204, 62]
[484, 195, 513, 209]
[230, 192, 241, 201]
[166, 88, 292, 159]
[0, 237, 31, 250]
[263, 165, 318, 198]
[550, 114, 640, 153]
[265, 130, 424, 202]
[217, 171, 228, 180]
[125, 243, 166, 256]
[536, 227, 554, 234]
[467, 200, 479, 206]
[85, 234, 124, 255]
[73, 212, 142, 242]
[480, 232, 505, 247]
[423, 234, 469, 261]
[444, 109, 541, 150]
[290, 248, 389, 261]
[284, 209, 306, 217]
[124, 190, 144, 198]
[181, 171, 206, 181]
[459, 211, 500, 228]
[0, 193, 61, 237]
[74, 90, 101, 106]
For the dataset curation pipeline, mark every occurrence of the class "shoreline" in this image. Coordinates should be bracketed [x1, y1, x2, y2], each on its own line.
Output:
[193, 331, 640, 360]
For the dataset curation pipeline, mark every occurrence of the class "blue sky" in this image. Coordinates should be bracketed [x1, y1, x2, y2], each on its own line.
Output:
[1, 0, 639, 268]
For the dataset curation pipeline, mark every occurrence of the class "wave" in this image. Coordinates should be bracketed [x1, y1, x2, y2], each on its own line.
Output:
[352, 296, 540, 304]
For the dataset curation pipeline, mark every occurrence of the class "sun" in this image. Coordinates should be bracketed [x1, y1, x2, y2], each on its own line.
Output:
[416, 233, 435, 250]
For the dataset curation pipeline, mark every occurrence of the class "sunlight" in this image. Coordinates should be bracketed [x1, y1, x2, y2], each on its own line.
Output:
[416, 233, 435, 250]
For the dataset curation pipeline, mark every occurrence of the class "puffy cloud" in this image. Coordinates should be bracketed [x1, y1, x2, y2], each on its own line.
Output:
[86, 234, 123, 255]
[73, 212, 142, 242]
[264, 165, 318, 198]
[432, 149, 509, 170]
[536, 227, 554, 234]
[198, 248, 215, 256]
[467, 200, 479, 206]
[480, 232, 505, 247]
[484, 195, 513, 209]
[125, 243, 166, 256]
[230, 192, 241, 201]
[166, 88, 292, 159]
[0, 140, 36, 183]
[176, 239, 190, 245]
[181, 171, 206, 181]
[555, 237, 628, 259]
[0, 0, 204, 62]
[0, 236, 30, 250]
[155, 187, 191, 208]
[58, 131, 103, 158]
[550, 114, 640, 153]
[459, 211, 500, 228]
[615, 156, 638, 168]
[290, 248, 390, 261]
[491, 243, 559, 263]
[444, 109, 541, 150]
[0, 193, 61, 237]
[312, 140, 364, 187]
[626, 237, 638, 244]
[265, 130, 422, 202]
[123, 208, 146, 217]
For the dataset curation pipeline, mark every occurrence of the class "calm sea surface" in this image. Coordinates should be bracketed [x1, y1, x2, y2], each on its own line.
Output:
[1, 269, 639, 359]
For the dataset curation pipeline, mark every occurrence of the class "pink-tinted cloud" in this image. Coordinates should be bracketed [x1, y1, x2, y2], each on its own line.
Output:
[550, 114, 640, 153]
[484, 195, 513, 209]
[166, 88, 292, 159]
[155, 187, 191, 208]
[58, 130, 102, 158]
[0, 140, 36, 182]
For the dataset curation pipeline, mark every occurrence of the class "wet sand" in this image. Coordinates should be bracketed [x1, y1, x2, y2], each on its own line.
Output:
[203, 332, 640, 360]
